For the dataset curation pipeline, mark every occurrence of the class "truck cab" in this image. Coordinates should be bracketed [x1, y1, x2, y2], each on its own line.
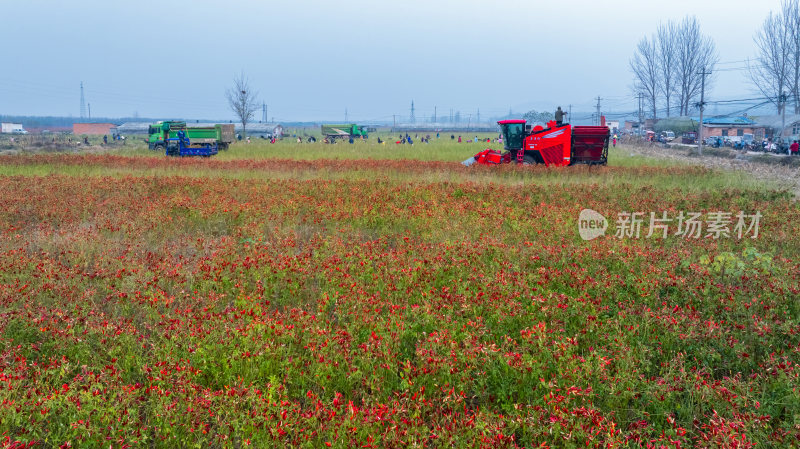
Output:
[353, 125, 368, 138]
[148, 121, 186, 150]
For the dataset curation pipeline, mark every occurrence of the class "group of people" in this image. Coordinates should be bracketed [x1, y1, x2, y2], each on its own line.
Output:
[746, 138, 799, 154]
[393, 133, 437, 144]
[450, 134, 501, 144]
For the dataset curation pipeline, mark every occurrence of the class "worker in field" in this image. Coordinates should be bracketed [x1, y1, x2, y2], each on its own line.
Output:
[791, 140, 799, 155]
[555, 106, 567, 126]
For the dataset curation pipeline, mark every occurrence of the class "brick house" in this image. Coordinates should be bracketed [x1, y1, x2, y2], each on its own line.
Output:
[699, 117, 764, 140]
[73, 123, 118, 135]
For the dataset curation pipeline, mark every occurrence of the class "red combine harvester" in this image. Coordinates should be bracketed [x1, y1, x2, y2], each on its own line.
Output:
[464, 119, 610, 166]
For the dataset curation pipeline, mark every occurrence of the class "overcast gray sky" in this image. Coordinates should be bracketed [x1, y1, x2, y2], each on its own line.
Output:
[0, 0, 783, 122]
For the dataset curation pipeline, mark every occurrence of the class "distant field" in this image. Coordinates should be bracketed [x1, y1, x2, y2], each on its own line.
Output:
[0, 139, 798, 447]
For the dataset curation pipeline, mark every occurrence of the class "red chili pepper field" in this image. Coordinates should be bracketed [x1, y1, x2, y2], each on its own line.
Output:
[0, 143, 798, 448]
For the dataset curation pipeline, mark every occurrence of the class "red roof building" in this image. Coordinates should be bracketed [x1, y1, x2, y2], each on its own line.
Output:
[73, 123, 117, 135]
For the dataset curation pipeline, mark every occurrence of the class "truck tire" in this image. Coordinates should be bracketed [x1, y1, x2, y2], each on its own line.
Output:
[522, 154, 537, 165]
[153, 144, 164, 152]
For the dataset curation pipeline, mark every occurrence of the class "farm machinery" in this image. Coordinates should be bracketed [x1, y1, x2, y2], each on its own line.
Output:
[148, 121, 234, 156]
[464, 119, 609, 166]
[321, 124, 369, 142]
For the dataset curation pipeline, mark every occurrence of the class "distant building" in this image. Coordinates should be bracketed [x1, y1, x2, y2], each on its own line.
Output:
[73, 123, 117, 135]
[699, 117, 763, 140]
[235, 123, 283, 138]
[703, 117, 764, 139]
[752, 114, 800, 141]
[624, 120, 641, 134]
[116, 122, 151, 134]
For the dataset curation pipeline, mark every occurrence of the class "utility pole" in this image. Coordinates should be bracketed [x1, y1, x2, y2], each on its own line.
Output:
[433, 106, 437, 123]
[637, 93, 643, 137]
[697, 67, 711, 155]
[780, 91, 787, 148]
[410, 100, 415, 124]
[595, 96, 602, 126]
[467, 114, 472, 129]
[345, 108, 348, 122]
[568, 104, 572, 124]
[477, 108, 481, 124]
[80, 82, 86, 122]
[88, 103, 91, 121]
[392, 115, 396, 133]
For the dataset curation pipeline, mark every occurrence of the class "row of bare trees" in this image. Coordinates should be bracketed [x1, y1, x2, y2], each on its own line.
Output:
[749, 0, 800, 114]
[630, 16, 718, 120]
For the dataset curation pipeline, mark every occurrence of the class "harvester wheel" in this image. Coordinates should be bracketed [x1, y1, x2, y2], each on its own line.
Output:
[522, 154, 537, 165]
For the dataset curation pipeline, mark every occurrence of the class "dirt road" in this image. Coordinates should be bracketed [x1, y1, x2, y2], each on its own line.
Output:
[623, 142, 800, 197]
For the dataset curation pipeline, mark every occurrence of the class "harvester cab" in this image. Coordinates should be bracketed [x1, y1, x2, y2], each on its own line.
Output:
[499, 120, 526, 152]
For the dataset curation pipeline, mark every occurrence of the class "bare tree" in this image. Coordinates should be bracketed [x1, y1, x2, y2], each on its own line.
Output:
[657, 21, 678, 117]
[226, 71, 259, 139]
[782, 0, 800, 112]
[750, 11, 791, 113]
[630, 35, 660, 120]
[675, 16, 718, 115]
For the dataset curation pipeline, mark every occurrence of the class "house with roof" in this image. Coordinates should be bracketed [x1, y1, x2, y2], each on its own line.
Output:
[698, 116, 764, 140]
[752, 114, 800, 141]
[235, 122, 283, 138]
[116, 122, 152, 134]
[73, 123, 118, 136]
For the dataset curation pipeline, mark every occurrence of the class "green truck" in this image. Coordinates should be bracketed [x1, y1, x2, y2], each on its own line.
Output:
[321, 124, 368, 142]
[148, 121, 235, 151]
